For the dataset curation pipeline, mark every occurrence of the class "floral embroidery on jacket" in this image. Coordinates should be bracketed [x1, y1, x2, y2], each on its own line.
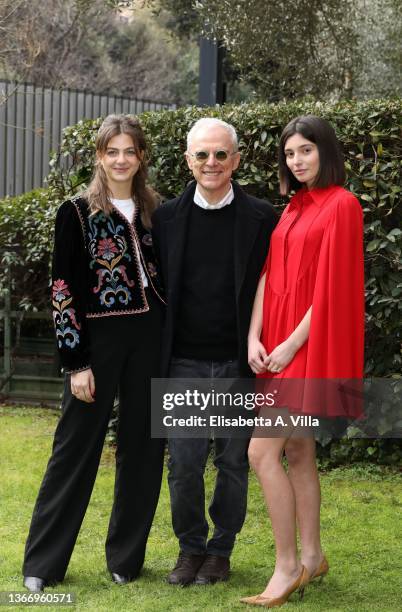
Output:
[142, 233, 153, 247]
[88, 213, 135, 307]
[97, 238, 119, 260]
[52, 279, 81, 349]
[147, 262, 157, 277]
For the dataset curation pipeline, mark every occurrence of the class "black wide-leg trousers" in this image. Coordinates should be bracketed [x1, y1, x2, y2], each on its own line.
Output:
[23, 290, 165, 582]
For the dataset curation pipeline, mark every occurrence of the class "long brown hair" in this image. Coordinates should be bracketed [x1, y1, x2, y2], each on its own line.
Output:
[85, 114, 159, 228]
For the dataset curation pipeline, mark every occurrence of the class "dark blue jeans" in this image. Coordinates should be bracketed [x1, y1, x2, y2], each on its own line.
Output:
[167, 357, 249, 558]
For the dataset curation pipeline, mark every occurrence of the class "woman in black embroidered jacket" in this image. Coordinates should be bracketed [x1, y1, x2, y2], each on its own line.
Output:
[22, 115, 166, 591]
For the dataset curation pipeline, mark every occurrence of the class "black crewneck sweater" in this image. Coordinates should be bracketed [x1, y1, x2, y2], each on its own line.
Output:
[173, 200, 237, 360]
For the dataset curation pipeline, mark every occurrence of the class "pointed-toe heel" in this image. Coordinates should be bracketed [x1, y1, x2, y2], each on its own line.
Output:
[239, 594, 264, 605]
[310, 556, 329, 582]
[240, 565, 309, 608]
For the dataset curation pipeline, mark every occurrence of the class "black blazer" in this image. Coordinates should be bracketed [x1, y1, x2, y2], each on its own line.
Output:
[152, 180, 278, 376]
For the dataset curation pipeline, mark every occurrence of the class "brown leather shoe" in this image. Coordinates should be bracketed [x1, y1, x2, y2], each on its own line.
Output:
[167, 552, 206, 586]
[194, 554, 230, 585]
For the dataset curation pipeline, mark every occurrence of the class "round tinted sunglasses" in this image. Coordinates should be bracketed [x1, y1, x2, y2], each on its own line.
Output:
[188, 150, 237, 162]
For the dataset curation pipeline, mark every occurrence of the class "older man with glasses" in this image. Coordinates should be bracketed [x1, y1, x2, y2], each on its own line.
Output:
[152, 118, 278, 586]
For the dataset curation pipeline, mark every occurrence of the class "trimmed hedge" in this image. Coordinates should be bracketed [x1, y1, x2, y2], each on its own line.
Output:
[0, 189, 57, 310]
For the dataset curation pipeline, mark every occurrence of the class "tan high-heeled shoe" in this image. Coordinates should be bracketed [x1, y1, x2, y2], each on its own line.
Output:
[239, 594, 263, 605]
[240, 565, 309, 608]
[309, 556, 329, 582]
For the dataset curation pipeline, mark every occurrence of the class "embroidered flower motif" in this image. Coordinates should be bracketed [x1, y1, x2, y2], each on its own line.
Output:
[55, 325, 80, 349]
[99, 284, 131, 307]
[52, 279, 81, 350]
[97, 238, 119, 261]
[142, 233, 152, 247]
[147, 262, 157, 277]
[52, 279, 70, 302]
[87, 215, 137, 307]
[93, 265, 134, 298]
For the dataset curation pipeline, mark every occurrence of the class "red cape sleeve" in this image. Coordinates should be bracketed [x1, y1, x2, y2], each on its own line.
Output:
[306, 192, 365, 379]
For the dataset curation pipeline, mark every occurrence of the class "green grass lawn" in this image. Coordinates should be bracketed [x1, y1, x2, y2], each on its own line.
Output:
[0, 405, 401, 611]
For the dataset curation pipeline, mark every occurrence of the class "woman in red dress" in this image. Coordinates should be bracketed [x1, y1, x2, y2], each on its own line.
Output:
[241, 115, 364, 607]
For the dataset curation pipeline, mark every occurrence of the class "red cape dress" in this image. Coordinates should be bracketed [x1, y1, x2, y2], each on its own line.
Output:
[257, 185, 365, 417]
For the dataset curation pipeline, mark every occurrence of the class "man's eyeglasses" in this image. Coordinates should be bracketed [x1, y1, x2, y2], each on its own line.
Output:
[187, 150, 237, 163]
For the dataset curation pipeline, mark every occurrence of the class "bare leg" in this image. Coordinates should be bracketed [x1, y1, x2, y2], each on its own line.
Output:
[248, 436, 303, 598]
[285, 436, 323, 576]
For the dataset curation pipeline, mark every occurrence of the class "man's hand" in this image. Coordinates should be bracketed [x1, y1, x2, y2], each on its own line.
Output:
[248, 337, 268, 374]
[264, 339, 297, 374]
[71, 368, 95, 403]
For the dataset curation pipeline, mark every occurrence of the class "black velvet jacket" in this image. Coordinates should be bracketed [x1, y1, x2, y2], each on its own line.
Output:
[51, 196, 165, 373]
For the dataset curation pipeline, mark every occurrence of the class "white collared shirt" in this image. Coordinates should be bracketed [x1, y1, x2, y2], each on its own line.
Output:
[194, 184, 234, 210]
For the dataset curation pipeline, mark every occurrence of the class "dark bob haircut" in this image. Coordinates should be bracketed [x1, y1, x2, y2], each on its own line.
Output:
[278, 115, 346, 196]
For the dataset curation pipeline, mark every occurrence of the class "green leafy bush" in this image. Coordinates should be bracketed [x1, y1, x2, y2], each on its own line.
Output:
[0, 189, 57, 311]
[317, 437, 401, 468]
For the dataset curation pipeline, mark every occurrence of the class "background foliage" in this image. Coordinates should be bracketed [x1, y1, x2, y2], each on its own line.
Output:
[189, 0, 358, 100]
[0, 0, 198, 105]
[142, 0, 402, 101]
[2, 1, 400, 106]
[0, 99, 400, 463]
[0, 189, 56, 309]
[353, 0, 402, 98]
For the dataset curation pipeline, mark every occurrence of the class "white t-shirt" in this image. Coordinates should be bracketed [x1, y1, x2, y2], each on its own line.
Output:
[111, 198, 148, 288]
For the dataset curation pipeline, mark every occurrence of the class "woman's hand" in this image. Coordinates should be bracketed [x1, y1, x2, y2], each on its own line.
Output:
[248, 337, 268, 374]
[71, 368, 95, 403]
[264, 339, 297, 374]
